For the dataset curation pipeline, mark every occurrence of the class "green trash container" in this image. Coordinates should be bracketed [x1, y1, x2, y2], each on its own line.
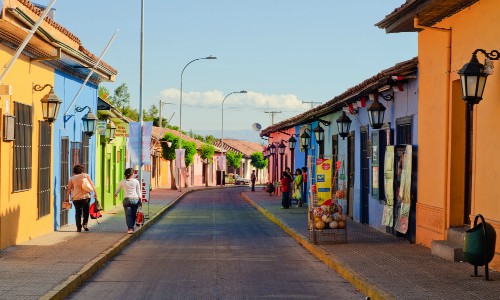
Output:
[463, 215, 496, 266]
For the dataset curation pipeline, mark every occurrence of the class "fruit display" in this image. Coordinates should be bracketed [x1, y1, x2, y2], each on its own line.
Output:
[315, 220, 326, 230]
[335, 189, 345, 199]
[310, 204, 347, 231]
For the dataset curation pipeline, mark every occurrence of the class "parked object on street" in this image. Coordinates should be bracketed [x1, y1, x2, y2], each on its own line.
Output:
[464, 214, 497, 281]
[234, 174, 251, 185]
[265, 182, 275, 195]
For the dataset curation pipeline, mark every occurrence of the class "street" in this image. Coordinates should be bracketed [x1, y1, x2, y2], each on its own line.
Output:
[68, 187, 363, 299]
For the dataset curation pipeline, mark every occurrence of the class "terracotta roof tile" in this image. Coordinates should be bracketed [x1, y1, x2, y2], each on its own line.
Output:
[214, 139, 264, 157]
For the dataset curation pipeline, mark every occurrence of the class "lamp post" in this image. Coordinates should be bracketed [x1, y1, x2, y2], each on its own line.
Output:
[368, 95, 386, 129]
[269, 143, 277, 182]
[458, 49, 499, 226]
[288, 135, 297, 172]
[33, 84, 62, 124]
[300, 130, 311, 167]
[221, 90, 247, 144]
[75, 106, 98, 137]
[178, 55, 217, 191]
[278, 141, 286, 176]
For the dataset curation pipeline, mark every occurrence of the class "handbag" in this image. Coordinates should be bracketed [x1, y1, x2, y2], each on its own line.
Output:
[62, 201, 72, 210]
[135, 207, 144, 226]
[94, 199, 103, 212]
[82, 175, 93, 193]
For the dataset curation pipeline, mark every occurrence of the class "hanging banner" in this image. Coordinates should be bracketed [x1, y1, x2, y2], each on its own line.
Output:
[218, 155, 226, 171]
[316, 158, 333, 206]
[133, 169, 150, 203]
[382, 146, 394, 227]
[128, 122, 153, 166]
[396, 145, 412, 234]
[175, 149, 186, 169]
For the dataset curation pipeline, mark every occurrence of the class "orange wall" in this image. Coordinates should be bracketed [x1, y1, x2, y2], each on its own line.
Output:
[417, 0, 500, 269]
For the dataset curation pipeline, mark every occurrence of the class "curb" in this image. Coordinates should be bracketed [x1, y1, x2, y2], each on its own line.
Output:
[240, 192, 396, 300]
[41, 188, 199, 300]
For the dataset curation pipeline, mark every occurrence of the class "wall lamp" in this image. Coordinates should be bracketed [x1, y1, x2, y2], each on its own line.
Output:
[336, 111, 352, 139]
[380, 92, 394, 101]
[105, 119, 116, 141]
[367, 93, 386, 129]
[458, 49, 499, 105]
[75, 106, 98, 137]
[33, 83, 62, 124]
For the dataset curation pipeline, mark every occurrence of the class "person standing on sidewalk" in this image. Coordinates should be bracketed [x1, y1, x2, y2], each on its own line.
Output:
[114, 168, 142, 234]
[293, 168, 303, 207]
[280, 171, 292, 209]
[65, 164, 97, 232]
[302, 166, 308, 205]
[251, 170, 257, 191]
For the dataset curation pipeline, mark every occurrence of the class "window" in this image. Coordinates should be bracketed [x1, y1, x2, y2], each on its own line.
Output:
[71, 142, 82, 169]
[38, 121, 51, 218]
[13, 102, 33, 191]
[60, 137, 69, 226]
[396, 116, 413, 145]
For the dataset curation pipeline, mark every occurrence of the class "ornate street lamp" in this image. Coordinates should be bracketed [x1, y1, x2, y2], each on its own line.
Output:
[278, 141, 286, 175]
[300, 130, 310, 166]
[368, 96, 386, 129]
[336, 111, 352, 139]
[75, 106, 98, 137]
[105, 119, 116, 141]
[288, 135, 297, 171]
[33, 84, 62, 124]
[313, 124, 325, 157]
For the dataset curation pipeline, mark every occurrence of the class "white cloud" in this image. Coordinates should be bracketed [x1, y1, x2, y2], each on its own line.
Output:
[159, 88, 307, 110]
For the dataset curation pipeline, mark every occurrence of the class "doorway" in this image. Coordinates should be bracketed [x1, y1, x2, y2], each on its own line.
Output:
[347, 132, 355, 217]
[360, 127, 369, 224]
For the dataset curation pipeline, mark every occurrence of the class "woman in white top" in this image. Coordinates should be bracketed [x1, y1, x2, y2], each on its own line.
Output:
[114, 168, 141, 234]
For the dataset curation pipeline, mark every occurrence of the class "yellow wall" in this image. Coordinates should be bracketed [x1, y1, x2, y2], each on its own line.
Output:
[417, 0, 500, 269]
[0, 44, 55, 248]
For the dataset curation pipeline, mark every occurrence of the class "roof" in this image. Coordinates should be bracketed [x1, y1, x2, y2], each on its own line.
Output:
[97, 97, 131, 123]
[375, 0, 479, 33]
[261, 57, 418, 136]
[0, 0, 117, 84]
[151, 126, 224, 152]
[214, 139, 264, 158]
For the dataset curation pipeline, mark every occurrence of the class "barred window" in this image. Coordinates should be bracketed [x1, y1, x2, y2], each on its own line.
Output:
[13, 102, 33, 192]
[60, 137, 69, 226]
[38, 121, 51, 218]
[71, 142, 82, 170]
[396, 116, 413, 145]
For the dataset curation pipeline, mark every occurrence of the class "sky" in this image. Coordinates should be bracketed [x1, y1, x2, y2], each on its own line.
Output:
[36, 0, 416, 140]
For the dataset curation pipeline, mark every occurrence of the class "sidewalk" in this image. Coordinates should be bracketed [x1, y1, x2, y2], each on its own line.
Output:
[0, 186, 207, 300]
[241, 190, 500, 300]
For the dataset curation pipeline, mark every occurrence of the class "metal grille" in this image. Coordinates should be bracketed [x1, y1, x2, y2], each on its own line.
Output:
[82, 133, 89, 172]
[13, 102, 33, 191]
[37, 121, 51, 218]
[60, 137, 69, 226]
[71, 142, 82, 169]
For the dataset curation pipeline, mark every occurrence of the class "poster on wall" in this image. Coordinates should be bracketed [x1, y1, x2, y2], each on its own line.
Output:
[395, 145, 412, 234]
[316, 158, 333, 206]
[382, 146, 394, 227]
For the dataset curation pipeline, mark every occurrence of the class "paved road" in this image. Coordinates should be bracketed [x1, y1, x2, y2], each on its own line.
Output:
[68, 187, 363, 299]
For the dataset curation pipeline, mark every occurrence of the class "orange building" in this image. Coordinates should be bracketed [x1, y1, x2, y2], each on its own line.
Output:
[377, 0, 500, 269]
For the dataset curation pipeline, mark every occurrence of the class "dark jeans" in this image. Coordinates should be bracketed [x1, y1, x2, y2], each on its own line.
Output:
[251, 180, 256, 191]
[282, 191, 290, 208]
[123, 198, 140, 230]
[73, 198, 90, 230]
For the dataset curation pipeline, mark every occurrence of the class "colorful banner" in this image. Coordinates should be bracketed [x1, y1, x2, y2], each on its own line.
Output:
[396, 145, 412, 234]
[382, 146, 394, 227]
[316, 158, 333, 206]
[128, 122, 153, 166]
[175, 149, 186, 169]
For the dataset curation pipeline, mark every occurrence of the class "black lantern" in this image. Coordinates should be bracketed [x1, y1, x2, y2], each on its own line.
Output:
[278, 141, 286, 155]
[269, 143, 277, 155]
[313, 124, 325, 143]
[368, 97, 386, 129]
[288, 135, 297, 150]
[76, 106, 98, 137]
[300, 130, 310, 149]
[336, 111, 352, 139]
[34, 84, 62, 124]
[458, 52, 489, 105]
[106, 120, 116, 141]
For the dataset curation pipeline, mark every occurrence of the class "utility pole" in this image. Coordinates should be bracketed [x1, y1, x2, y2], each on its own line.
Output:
[159, 100, 172, 128]
[302, 101, 321, 110]
[265, 111, 282, 125]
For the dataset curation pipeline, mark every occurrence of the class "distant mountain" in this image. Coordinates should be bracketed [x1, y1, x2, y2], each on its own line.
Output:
[194, 129, 264, 143]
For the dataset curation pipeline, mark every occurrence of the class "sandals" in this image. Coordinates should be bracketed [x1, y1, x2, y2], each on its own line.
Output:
[127, 229, 134, 234]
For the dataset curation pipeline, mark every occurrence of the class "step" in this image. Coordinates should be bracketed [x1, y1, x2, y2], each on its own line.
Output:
[431, 240, 465, 262]
[447, 226, 469, 245]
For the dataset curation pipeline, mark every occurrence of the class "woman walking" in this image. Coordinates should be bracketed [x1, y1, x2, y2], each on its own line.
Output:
[114, 168, 142, 234]
[65, 164, 98, 232]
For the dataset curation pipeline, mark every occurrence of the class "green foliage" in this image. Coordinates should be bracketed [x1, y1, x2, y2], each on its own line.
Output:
[250, 152, 268, 170]
[183, 140, 197, 167]
[122, 106, 139, 121]
[200, 143, 215, 163]
[110, 83, 130, 113]
[203, 135, 217, 144]
[226, 151, 243, 169]
[143, 105, 158, 122]
[98, 86, 110, 100]
[160, 133, 197, 167]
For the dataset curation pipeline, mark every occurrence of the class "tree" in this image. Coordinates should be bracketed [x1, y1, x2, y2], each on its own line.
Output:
[200, 143, 215, 187]
[226, 150, 243, 171]
[122, 106, 139, 121]
[250, 152, 268, 184]
[109, 83, 130, 113]
[98, 86, 110, 100]
[203, 135, 217, 144]
[144, 105, 158, 122]
[161, 133, 179, 190]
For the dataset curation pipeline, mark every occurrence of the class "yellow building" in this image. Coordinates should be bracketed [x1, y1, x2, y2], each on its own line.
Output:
[377, 0, 500, 269]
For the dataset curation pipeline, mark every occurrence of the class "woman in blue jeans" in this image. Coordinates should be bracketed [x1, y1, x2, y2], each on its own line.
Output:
[114, 168, 142, 234]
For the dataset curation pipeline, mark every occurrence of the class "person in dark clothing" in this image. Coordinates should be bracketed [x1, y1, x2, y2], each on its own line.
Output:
[251, 170, 256, 191]
[302, 166, 308, 205]
[280, 171, 292, 209]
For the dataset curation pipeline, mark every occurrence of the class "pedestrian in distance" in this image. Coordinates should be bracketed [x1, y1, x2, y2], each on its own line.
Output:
[280, 171, 292, 209]
[251, 170, 257, 191]
[285, 167, 294, 181]
[114, 168, 142, 234]
[293, 168, 303, 207]
[302, 166, 308, 205]
[65, 164, 98, 232]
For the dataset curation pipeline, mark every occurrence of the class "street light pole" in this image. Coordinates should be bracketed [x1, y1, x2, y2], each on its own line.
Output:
[221, 90, 247, 144]
[178, 55, 217, 192]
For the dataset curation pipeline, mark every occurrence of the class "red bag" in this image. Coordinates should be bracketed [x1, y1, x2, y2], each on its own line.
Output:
[135, 209, 144, 226]
[89, 203, 102, 220]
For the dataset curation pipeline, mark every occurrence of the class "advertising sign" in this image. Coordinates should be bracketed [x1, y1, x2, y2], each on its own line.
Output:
[114, 123, 129, 137]
[316, 158, 333, 206]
